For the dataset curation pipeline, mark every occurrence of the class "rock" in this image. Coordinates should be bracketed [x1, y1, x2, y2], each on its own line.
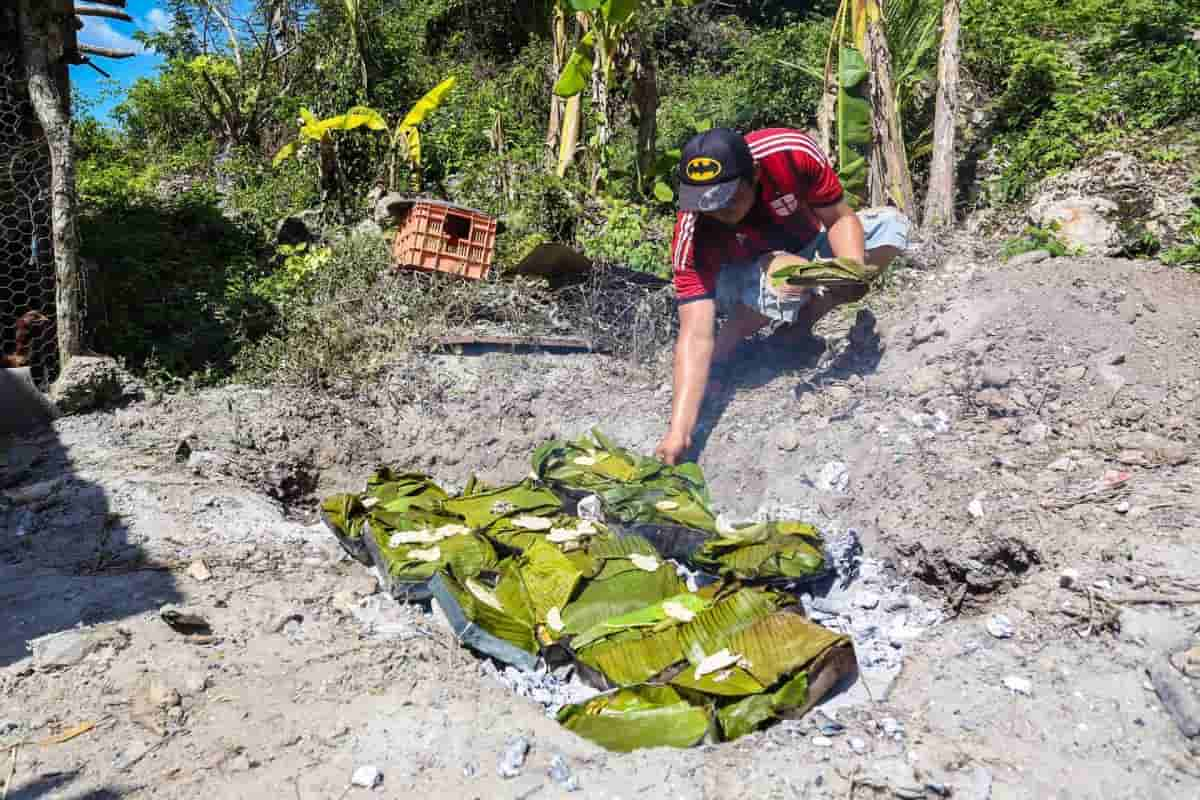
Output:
[1002, 676, 1033, 696]
[975, 388, 1016, 416]
[147, 680, 181, 708]
[776, 428, 801, 452]
[1047, 457, 1074, 472]
[1006, 249, 1051, 268]
[1149, 659, 1200, 738]
[910, 321, 946, 348]
[1059, 568, 1080, 588]
[1029, 196, 1121, 254]
[498, 736, 531, 779]
[811, 735, 834, 748]
[181, 671, 209, 696]
[229, 753, 254, 773]
[1115, 432, 1189, 466]
[1115, 500, 1131, 514]
[854, 592, 881, 610]
[880, 717, 903, 737]
[0, 720, 17, 736]
[187, 560, 212, 582]
[351, 765, 383, 789]
[547, 755, 579, 792]
[49, 356, 142, 415]
[1017, 422, 1050, 445]
[979, 366, 1013, 388]
[1170, 646, 1200, 678]
[816, 461, 849, 493]
[264, 611, 304, 634]
[908, 365, 942, 396]
[967, 495, 985, 520]
[986, 614, 1015, 639]
[30, 629, 97, 670]
[373, 192, 410, 226]
[160, 605, 211, 634]
[577, 494, 603, 522]
[849, 736, 867, 754]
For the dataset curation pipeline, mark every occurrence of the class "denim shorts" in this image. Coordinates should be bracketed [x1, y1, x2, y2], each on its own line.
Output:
[714, 207, 911, 323]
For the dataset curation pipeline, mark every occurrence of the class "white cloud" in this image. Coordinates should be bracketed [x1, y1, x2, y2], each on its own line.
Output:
[145, 8, 171, 33]
[78, 17, 146, 55]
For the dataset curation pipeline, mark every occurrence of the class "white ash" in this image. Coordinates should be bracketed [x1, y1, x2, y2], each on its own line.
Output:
[479, 660, 600, 716]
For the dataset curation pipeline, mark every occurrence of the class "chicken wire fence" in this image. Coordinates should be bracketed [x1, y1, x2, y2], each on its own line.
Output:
[0, 47, 59, 388]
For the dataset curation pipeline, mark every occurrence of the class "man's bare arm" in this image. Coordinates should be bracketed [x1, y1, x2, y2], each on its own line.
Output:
[655, 299, 716, 465]
[813, 201, 866, 262]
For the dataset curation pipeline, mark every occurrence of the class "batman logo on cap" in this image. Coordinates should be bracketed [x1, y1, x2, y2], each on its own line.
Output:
[685, 157, 723, 182]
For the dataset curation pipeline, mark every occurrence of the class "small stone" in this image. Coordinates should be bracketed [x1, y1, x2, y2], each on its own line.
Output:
[910, 322, 946, 347]
[1130, 575, 1149, 590]
[849, 736, 867, 754]
[979, 366, 1012, 388]
[182, 672, 209, 696]
[0, 720, 19, 736]
[907, 365, 942, 396]
[1149, 659, 1200, 738]
[880, 717, 903, 737]
[1007, 249, 1051, 268]
[1047, 457, 1074, 472]
[854, 592, 881, 610]
[1017, 422, 1050, 445]
[350, 765, 382, 789]
[187, 560, 212, 582]
[498, 736, 531, 779]
[1170, 646, 1200, 678]
[147, 680, 181, 708]
[264, 611, 304, 634]
[1060, 568, 1081, 588]
[159, 605, 211, 634]
[816, 461, 850, 493]
[229, 753, 253, 773]
[776, 429, 801, 452]
[1002, 676, 1033, 696]
[986, 614, 1015, 639]
[1115, 500, 1131, 514]
[31, 629, 97, 670]
[967, 496, 985, 520]
[811, 735, 834, 748]
[547, 754, 579, 792]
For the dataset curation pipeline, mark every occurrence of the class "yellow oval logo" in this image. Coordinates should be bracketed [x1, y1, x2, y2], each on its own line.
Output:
[685, 157, 723, 182]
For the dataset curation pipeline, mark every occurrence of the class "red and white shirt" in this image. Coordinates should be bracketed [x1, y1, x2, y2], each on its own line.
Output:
[670, 128, 843, 303]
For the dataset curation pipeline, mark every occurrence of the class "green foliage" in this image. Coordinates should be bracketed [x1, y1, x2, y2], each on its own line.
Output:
[965, 0, 1200, 199]
[578, 197, 672, 275]
[1000, 223, 1073, 260]
[1163, 177, 1200, 269]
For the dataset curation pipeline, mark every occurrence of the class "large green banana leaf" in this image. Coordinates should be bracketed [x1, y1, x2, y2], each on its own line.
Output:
[320, 493, 371, 564]
[717, 670, 810, 740]
[692, 521, 827, 581]
[837, 44, 872, 204]
[560, 563, 685, 635]
[442, 479, 562, 529]
[430, 572, 539, 669]
[577, 625, 685, 686]
[725, 610, 848, 687]
[557, 685, 712, 752]
[364, 525, 497, 587]
[767, 257, 868, 289]
[514, 540, 583, 625]
[677, 587, 787, 665]
[571, 592, 710, 650]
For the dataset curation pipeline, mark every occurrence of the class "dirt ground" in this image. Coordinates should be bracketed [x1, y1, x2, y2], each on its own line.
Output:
[3, 244, 1199, 799]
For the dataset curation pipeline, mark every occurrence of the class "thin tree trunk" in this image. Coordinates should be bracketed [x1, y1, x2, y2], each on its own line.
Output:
[18, 0, 83, 359]
[556, 93, 582, 178]
[923, 0, 960, 229]
[545, 5, 568, 171]
[590, 40, 611, 192]
[866, 17, 915, 215]
[629, 31, 658, 194]
[817, 88, 836, 165]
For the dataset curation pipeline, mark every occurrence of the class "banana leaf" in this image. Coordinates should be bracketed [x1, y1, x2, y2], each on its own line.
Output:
[669, 662, 765, 697]
[442, 479, 562, 529]
[717, 670, 809, 740]
[365, 468, 449, 509]
[560, 562, 685, 636]
[725, 610, 847, 687]
[486, 515, 606, 555]
[557, 685, 712, 752]
[320, 493, 371, 565]
[837, 44, 872, 204]
[514, 540, 583, 626]
[571, 592, 710, 650]
[577, 625, 686, 686]
[600, 483, 717, 533]
[677, 587, 788, 665]
[363, 523, 498, 601]
[430, 572, 538, 669]
[692, 521, 827, 581]
[767, 257, 869, 289]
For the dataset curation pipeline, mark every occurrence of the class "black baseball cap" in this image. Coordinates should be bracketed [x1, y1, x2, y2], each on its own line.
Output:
[677, 128, 755, 213]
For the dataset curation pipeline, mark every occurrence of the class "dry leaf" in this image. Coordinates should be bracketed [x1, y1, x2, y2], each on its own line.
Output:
[38, 721, 96, 745]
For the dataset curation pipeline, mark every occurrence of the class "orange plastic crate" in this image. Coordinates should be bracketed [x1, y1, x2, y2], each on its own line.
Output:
[391, 201, 497, 280]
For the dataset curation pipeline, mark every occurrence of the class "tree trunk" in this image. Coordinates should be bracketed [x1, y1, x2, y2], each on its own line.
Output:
[590, 40, 611, 192]
[923, 0, 960, 229]
[866, 17, 915, 215]
[629, 30, 658, 194]
[18, 0, 83, 360]
[817, 87, 836, 165]
[556, 93, 582, 178]
[545, 5, 568, 171]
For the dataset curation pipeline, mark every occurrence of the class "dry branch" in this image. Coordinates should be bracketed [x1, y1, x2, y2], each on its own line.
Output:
[77, 43, 137, 59]
[74, 5, 134, 22]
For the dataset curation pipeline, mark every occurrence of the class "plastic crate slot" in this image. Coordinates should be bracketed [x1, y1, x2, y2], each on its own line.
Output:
[443, 213, 471, 240]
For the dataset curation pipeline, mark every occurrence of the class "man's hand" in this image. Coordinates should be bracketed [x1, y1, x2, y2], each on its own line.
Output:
[655, 429, 692, 466]
[763, 253, 815, 300]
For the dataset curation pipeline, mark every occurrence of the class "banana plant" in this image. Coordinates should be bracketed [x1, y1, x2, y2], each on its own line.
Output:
[273, 76, 457, 191]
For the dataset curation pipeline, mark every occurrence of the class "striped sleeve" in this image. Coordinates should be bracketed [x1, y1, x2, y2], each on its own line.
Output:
[670, 211, 716, 303]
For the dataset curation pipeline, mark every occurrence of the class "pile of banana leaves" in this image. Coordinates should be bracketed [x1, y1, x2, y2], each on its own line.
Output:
[767, 256, 869, 289]
[321, 430, 855, 751]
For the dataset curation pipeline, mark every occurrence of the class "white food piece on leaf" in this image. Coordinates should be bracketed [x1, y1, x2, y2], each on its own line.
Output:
[435, 524, 470, 537]
[547, 606, 565, 632]
[406, 546, 442, 562]
[466, 578, 504, 610]
[654, 500, 680, 511]
[361, 496, 379, 509]
[695, 649, 742, 678]
[630, 553, 660, 572]
[548, 528, 582, 543]
[389, 529, 436, 546]
[512, 515, 553, 530]
[662, 600, 696, 622]
[573, 455, 598, 466]
[575, 519, 598, 534]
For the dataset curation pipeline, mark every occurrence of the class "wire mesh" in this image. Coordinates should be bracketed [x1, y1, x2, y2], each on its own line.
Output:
[0, 44, 59, 388]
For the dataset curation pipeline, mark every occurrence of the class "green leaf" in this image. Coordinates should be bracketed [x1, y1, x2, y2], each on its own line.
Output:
[653, 180, 675, 202]
[670, 663, 765, 697]
[693, 520, 827, 580]
[677, 588, 785, 665]
[572, 592, 710, 650]
[518, 540, 583, 622]
[398, 76, 458, 130]
[717, 669, 809, 740]
[272, 141, 299, 167]
[838, 45, 870, 88]
[554, 31, 596, 98]
[564, 0, 605, 11]
[604, 0, 640, 26]
[557, 686, 711, 752]
[726, 610, 847, 687]
[578, 625, 685, 685]
[442, 480, 562, 529]
[561, 564, 684, 635]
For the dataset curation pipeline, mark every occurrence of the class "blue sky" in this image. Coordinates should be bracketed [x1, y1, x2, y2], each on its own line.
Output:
[72, 0, 168, 123]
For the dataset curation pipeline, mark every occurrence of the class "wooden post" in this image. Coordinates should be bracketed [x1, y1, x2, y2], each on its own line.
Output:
[17, 0, 84, 360]
[866, 17, 916, 216]
[923, 0, 961, 229]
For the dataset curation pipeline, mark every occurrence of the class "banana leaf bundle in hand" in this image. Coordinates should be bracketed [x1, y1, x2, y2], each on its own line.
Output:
[768, 256, 869, 289]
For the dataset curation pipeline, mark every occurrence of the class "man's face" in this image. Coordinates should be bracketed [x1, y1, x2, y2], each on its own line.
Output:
[701, 176, 758, 227]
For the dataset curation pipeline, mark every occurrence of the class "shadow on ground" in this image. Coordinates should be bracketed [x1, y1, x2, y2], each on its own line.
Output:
[0, 419, 180, 667]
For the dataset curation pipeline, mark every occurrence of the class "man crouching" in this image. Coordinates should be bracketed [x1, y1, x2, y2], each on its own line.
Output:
[655, 127, 910, 465]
